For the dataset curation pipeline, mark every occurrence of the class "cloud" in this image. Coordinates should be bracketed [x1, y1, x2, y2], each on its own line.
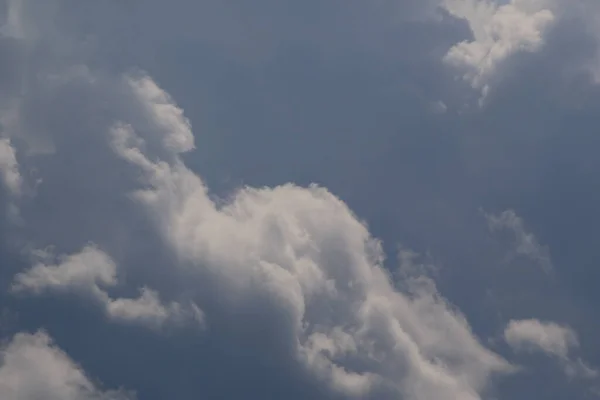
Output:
[11, 245, 203, 329]
[0, 2, 512, 394]
[0, 56, 512, 396]
[504, 319, 598, 380]
[108, 73, 513, 399]
[0, 1, 527, 397]
[11, 245, 118, 296]
[443, 0, 555, 95]
[0, 330, 133, 400]
[2, 0, 600, 399]
[485, 210, 552, 273]
[106, 288, 204, 328]
[0, 138, 21, 196]
[504, 319, 577, 358]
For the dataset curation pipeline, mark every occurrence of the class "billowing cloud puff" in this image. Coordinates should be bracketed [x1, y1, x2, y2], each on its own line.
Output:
[0, 330, 133, 400]
[107, 73, 513, 399]
[12, 245, 203, 329]
[443, 0, 555, 95]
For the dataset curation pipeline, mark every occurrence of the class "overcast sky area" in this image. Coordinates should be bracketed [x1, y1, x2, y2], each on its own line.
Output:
[1, 0, 600, 399]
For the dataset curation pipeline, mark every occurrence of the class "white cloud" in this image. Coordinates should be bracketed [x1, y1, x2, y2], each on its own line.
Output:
[504, 319, 577, 358]
[106, 287, 203, 328]
[0, 330, 133, 400]
[12, 245, 203, 329]
[109, 74, 513, 399]
[486, 209, 552, 273]
[443, 0, 555, 94]
[127, 76, 194, 154]
[504, 319, 599, 380]
[6, 1, 598, 398]
[12, 245, 117, 297]
[0, 138, 22, 196]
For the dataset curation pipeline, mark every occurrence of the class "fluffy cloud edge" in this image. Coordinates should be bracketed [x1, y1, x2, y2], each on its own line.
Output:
[11, 245, 204, 329]
[442, 0, 556, 97]
[504, 319, 599, 380]
[0, 330, 134, 400]
[504, 319, 578, 358]
[107, 72, 516, 399]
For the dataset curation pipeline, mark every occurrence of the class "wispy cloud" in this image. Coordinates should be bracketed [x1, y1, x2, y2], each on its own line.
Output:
[485, 209, 553, 273]
[505, 319, 599, 380]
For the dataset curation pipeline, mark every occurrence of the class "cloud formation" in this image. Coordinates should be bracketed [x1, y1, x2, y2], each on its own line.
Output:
[0, 0, 600, 399]
[12, 245, 202, 329]
[110, 74, 512, 399]
[505, 319, 578, 358]
[0, 138, 21, 196]
[505, 319, 598, 380]
[486, 209, 552, 273]
[443, 0, 555, 95]
[0, 330, 133, 400]
[0, 2, 517, 398]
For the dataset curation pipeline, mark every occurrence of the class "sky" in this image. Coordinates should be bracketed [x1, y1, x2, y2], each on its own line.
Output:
[0, 0, 600, 399]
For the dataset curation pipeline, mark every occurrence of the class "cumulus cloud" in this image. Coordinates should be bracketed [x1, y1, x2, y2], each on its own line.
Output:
[485, 210, 552, 273]
[0, 330, 133, 400]
[2, 0, 600, 399]
[12, 245, 203, 329]
[443, 0, 555, 95]
[0, 1, 513, 396]
[505, 319, 598, 380]
[108, 73, 513, 399]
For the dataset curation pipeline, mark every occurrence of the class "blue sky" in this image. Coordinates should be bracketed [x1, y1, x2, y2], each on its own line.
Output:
[0, 1, 600, 399]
